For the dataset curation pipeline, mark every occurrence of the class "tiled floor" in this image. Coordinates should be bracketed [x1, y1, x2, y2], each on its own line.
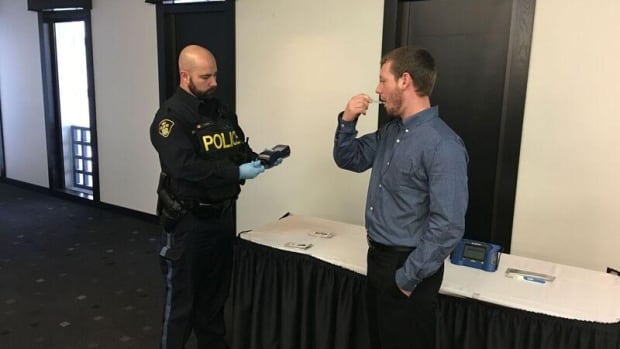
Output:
[0, 183, 164, 348]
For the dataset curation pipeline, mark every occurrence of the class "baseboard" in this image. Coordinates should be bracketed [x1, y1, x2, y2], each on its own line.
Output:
[1, 177, 53, 194]
[0, 177, 158, 224]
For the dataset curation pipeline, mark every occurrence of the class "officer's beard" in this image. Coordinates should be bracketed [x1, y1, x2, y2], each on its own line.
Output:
[188, 77, 216, 100]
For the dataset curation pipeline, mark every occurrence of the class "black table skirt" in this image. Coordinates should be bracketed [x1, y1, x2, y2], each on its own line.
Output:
[231, 238, 620, 349]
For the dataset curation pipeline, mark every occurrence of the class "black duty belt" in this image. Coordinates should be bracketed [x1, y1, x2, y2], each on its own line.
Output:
[179, 199, 233, 218]
[367, 236, 416, 253]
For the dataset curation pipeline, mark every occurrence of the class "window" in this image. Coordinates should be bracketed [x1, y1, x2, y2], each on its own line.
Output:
[71, 126, 93, 191]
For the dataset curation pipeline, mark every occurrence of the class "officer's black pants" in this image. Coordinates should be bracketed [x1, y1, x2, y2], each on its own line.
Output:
[159, 208, 234, 349]
[366, 245, 444, 349]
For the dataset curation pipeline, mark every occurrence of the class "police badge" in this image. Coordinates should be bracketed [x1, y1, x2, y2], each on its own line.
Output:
[159, 119, 175, 138]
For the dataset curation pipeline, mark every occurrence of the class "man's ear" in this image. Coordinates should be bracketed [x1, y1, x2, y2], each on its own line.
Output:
[402, 72, 413, 88]
[180, 71, 189, 83]
[399, 72, 413, 90]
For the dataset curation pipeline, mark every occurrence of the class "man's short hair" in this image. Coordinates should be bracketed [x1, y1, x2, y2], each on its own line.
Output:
[381, 46, 437, 96]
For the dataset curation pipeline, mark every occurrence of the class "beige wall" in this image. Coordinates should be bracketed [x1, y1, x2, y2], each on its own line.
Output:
[235, 0, 384, 231]
[0, 1, 48, 186]
[90, 0, 160, 212]
[512, 1, 620, 271]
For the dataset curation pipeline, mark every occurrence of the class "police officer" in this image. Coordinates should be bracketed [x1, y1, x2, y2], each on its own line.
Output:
[150, 45, 266, 349]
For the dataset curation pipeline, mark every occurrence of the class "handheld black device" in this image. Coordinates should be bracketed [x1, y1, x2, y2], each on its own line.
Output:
[258, 144, 291, 168]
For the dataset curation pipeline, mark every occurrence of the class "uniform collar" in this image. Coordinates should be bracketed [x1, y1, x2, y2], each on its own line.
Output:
[175, 87, 204, 112]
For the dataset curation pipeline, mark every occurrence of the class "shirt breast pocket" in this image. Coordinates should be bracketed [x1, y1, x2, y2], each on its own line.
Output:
[384, 159, 427, 191]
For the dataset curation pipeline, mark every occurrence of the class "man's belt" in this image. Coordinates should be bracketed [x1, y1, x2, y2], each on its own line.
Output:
[180, 199, 233, 218]
[367, 236, 416, 253]
[180, 199, 232, 210]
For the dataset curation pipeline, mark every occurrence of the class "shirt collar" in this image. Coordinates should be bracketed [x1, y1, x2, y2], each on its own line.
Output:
[400, 105, 439, 129]
[175, 87, 204, 112]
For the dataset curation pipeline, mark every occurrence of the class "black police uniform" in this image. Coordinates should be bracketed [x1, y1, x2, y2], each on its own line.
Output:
[150, 87, 256, 349]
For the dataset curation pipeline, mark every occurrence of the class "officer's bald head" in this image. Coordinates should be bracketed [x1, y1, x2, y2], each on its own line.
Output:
[178, 45, 218, 99]
[178, 45, 215, 74]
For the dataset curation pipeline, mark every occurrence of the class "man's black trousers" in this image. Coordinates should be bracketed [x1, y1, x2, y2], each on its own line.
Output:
[159, 208, 234, 349]
[366, 245, 444, 349]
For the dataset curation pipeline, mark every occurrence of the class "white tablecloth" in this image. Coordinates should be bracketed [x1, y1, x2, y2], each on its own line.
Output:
[240, 213, 368, 274]
[240, 213, 620, 324]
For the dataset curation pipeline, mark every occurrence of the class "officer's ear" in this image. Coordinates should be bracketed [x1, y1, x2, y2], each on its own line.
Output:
[180, 70, 190, 83]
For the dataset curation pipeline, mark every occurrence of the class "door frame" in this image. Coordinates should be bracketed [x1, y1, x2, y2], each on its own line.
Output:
[37, 9, 100, 201]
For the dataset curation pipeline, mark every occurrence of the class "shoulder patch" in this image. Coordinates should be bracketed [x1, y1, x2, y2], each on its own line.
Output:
[158, 119, 175, 138]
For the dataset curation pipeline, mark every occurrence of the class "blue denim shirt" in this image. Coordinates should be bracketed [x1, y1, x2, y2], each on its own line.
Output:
[333, 106, 468, 290]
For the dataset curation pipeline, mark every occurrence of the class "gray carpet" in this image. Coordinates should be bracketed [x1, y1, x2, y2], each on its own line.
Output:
[0, 182, 164, 349]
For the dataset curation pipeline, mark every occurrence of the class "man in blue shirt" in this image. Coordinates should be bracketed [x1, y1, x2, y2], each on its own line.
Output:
[333, 46, 468, 348]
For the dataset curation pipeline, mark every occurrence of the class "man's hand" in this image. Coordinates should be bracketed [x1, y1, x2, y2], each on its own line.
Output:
[239, 160, 265, 180]
[342, 94, 372, 122]
[399, 288, 412, 297]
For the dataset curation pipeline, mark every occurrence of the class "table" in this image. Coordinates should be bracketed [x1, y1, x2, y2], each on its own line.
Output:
[230, 213, 620, 349]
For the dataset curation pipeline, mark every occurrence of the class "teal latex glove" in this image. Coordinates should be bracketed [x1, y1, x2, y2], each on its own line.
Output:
[239, 160, 265, 180]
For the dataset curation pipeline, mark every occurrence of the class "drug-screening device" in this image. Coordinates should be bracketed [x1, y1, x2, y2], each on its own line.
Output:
[258, 144, 291, 168]
[450, 238, 502, 272]
[505, 268, 555, 284]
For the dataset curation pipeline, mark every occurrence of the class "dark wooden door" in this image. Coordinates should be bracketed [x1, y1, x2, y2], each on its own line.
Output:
[155, 1, 236, 110]
[382, 0, 535, 251]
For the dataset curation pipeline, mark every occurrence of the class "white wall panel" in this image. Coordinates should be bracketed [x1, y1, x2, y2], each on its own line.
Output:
[0, 0, 48, 186]
[90, 0, 160, 213]
[235, 0, 384, 231]
[513, 0, 620, 272]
